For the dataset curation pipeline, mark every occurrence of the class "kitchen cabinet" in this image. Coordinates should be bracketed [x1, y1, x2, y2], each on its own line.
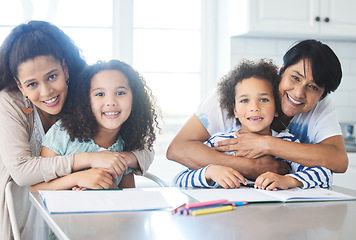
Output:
[229, 0, 356, 40]
[333, 153, 356, 190]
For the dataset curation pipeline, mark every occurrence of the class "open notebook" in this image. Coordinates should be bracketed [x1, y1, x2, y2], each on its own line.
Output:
[182, 187, 356, 203]
[39, 188, 188, 214]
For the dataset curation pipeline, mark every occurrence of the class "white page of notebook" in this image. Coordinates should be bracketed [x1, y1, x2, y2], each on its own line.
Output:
[39, 188, 188, 214]
[182, 187, 356, 203]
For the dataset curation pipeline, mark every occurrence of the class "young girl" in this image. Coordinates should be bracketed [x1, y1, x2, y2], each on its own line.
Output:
[175, 59, 332, 190]
[30, 60, 159, 191]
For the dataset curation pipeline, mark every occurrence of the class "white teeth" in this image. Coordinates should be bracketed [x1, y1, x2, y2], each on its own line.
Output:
[248, 117, 262, 121]
[104, 112, 119, 116]
[44, 96, 57, 104]
[287, 95, 302, 105]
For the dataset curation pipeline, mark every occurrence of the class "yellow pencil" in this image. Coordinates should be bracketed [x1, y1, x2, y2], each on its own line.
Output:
[191, 205, 235, 216]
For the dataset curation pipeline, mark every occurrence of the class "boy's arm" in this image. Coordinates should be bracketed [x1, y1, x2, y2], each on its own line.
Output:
[167, 114, 290, 179]
[287, 163, 333, 189]
[254, 164, 333, 190]
[175, 167, 213, 188]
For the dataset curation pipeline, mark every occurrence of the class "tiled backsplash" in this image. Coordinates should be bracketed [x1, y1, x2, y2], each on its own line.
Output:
[231, 37, 356, 123]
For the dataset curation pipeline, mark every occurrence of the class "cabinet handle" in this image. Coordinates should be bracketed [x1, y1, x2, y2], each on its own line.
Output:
[324, 17, 330, 23]
[315, 16, 320, 22]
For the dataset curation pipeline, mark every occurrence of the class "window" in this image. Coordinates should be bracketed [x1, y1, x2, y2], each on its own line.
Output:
[132, 0, 202, 158]
[0, 1, 229, 180]
[0, 0, 113, 64]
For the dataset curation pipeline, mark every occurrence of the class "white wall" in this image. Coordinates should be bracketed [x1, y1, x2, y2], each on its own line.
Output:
[230, 37, 356, 123]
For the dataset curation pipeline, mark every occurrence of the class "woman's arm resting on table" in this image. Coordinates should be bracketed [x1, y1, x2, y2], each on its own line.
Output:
[166, 114, 290, 179]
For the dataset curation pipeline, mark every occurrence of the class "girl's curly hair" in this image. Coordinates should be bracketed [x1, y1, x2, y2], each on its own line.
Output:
[60, 60, 160, 151]
[217, 58, 280, 123]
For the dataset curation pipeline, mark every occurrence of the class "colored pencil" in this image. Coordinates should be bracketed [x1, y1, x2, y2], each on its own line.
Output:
[191, 205, 235, 216]
[171, 203, 186, 214]
[184, 199, 227, 209]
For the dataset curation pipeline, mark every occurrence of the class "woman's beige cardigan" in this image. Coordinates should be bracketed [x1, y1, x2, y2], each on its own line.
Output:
[0, 89, 152, 239]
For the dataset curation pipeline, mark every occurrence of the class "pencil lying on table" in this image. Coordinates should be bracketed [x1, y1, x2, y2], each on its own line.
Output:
[172, 199, 248, 215]
[190, 205, 236, 216]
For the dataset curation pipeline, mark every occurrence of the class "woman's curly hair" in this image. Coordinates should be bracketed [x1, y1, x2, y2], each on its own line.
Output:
[217, 58, 280, 123]
[60, 60, 160, 152]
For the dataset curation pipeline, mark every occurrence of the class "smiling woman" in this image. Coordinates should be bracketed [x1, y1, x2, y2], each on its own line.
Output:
[0, 21, 154, 240]
[167, 39, 348, 182]
[15, 56, 69, 131]
[278, 58, 325, 118]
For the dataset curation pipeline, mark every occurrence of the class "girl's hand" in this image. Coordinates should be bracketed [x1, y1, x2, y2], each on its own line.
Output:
[85, 151, 128, 179]
[205, 165, 247, 189]
[254, 172, 302, 190]
[72, 168, 114, 190]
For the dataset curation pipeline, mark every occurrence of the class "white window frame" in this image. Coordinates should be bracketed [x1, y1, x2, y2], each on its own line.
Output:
[112, 0, 230, 103]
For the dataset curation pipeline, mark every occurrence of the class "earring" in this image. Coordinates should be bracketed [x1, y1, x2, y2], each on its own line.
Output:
[66, 79, 69, 85]
[22, 97, 33, 114]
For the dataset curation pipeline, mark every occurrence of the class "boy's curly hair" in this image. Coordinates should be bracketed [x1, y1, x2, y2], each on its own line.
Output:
[217, 59, 280, 122]
[60, 60, 160, 151]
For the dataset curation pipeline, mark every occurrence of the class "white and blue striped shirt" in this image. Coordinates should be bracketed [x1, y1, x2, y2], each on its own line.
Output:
[175, 130, 333, 189]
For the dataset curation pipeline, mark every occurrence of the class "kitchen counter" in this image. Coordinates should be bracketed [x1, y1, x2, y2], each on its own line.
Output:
[333, 153, 356, 190]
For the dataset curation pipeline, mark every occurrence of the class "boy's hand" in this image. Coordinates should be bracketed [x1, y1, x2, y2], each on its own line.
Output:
[205, 165, 247, 189]
[254, 171, 302, 190]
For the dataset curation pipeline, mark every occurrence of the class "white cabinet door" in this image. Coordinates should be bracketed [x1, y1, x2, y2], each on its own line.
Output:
[229, 0, 319, 37]
[229, 0, 356, 39]
[320, 0, 356, 38]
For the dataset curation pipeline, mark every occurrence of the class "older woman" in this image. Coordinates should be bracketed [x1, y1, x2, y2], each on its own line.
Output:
[167, 39, 348, 181]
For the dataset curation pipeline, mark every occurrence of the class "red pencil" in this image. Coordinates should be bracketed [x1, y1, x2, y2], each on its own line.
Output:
[184, 199, 227, 209]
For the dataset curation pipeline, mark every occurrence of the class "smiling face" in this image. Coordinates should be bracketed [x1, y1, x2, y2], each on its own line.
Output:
[16, 55, 69, 116]
[234, 77, 277, 135]
[279, 59, 325, 117]
[90, 70, 133, 135]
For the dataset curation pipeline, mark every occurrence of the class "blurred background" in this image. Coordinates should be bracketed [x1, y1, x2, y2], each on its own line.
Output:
[1, 0, 355, 188]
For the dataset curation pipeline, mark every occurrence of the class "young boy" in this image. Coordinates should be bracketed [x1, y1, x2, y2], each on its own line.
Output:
[175, 59, 332, 190]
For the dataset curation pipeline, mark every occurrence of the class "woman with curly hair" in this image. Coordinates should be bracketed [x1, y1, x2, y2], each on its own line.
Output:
[30, 60, 159, 191]
[0, 21, 152, 240]
[175, 59, 332, 190]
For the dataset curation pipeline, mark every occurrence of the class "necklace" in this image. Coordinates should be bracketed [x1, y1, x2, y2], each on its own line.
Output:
[280, 119, 289, 133]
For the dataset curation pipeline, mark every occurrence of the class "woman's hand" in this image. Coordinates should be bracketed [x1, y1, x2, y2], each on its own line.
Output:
[205, 165, 247, 189]
[214, 132, 270, 159]
[119, 151, 139, 170]
[74, 151, 128, 179]
[254, 171, 302, 190]
[234, 132, 270, 158]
